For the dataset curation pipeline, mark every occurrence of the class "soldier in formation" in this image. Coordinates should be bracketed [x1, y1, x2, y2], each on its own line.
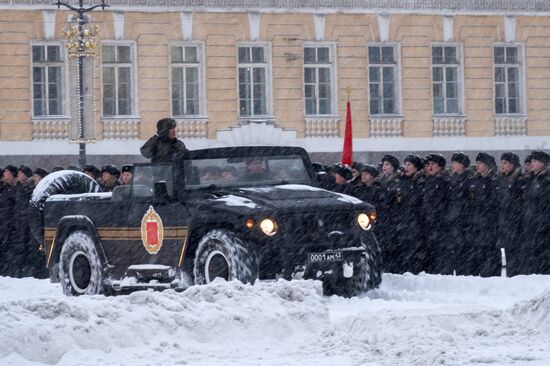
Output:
[318, 150, 550, 276]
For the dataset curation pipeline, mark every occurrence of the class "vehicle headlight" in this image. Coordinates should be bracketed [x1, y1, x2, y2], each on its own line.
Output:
[260, 218, 278, 236]
[357, 213, 372, 231]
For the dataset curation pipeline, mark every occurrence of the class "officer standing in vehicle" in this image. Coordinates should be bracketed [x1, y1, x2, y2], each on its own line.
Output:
[467, 153, 501, 277]
[140, 117, 188, 162]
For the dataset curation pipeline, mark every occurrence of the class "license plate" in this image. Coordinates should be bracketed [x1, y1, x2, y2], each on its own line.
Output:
[308, 251, 344, 263]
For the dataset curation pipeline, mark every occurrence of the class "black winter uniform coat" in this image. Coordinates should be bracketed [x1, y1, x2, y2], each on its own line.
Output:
[448, 171, 473, 275]
[521, 168, 550, 274]
[466, 172, 501, 277]
[140, 135, 188, 163]
[394, 172, 425, 274]
[0, 182, 17, 277]
[497, 169, 525, 276]
[347, 182, 379, 206]
[375, 172, 401, 273]
[421, 171, 450, 274]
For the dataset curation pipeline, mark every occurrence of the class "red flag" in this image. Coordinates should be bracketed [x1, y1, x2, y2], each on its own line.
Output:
[341, 101, 353, 165]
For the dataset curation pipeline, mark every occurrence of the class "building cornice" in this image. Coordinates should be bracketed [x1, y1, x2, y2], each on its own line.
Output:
[5, 0, 550, 15]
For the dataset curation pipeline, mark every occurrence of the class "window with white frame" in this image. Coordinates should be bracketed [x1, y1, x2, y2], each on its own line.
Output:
[432, 45, 461, 115]
[304, 45, 334, 115]
[102, 44, 135, 116]
[171, 44, 201, 116]
[368, 45, 398, 115]
[238, 45, 269, 116]
[494, 46, 522, 115]
[32, 44, 64, 116]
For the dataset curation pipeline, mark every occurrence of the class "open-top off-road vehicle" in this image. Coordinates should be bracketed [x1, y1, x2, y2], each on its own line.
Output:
[33, 146, 381, 297]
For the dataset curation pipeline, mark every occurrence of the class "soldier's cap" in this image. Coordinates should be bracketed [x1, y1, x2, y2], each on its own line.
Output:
[476, 152, 497, 170]
[404, 154, 424, 171]
[121, 164, 134, 174]
[351, 161, 364, 171]
[361, 164, 379, 178]
[334, 164, 352, 180]
[3, 164, 18, 177]
[18, 165, 33, 178]
[67, 165, 82, 172]
[524, 153, 533, 164]
[33, 168, 49, 178]
[157, 117, 177, 132]
[83, 164, 100, 176]
[531, 150, 550, 165]
[451, 152, 470, 168]
[381, 154, 400, 171]
[500, 152, 520, 167]
[51, 166, 64, 172]
[425, 153, 446, 168]
[101, 164, 121, 177]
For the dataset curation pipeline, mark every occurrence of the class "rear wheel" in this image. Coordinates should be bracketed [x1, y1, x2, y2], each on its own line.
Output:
[194, 229, 258, 285]
[59, 231, 103, 296]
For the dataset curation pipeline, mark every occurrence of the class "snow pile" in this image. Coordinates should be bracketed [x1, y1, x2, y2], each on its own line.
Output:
[328, 274, 550, 366]
[0, 279, 325, 365]
[1, 274, 550, 365]
[512, 287, 550, 337]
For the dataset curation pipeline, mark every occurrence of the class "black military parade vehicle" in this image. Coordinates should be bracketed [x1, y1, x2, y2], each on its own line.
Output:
[31, 146, 381, 297]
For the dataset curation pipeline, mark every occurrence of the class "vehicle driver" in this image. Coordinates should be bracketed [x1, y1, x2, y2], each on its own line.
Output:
[243, 158, 267, 181]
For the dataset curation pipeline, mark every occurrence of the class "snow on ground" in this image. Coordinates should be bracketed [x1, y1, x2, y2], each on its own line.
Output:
[0, 274, 549, 366]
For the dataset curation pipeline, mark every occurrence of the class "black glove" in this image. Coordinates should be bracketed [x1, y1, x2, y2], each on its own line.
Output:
[158, 129, 170, 142]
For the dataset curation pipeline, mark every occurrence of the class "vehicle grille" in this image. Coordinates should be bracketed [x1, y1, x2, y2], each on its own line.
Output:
[279, 211, 356, 250]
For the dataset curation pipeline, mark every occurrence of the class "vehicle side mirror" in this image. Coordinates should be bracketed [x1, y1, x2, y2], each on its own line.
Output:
[154, 181, 169, 201]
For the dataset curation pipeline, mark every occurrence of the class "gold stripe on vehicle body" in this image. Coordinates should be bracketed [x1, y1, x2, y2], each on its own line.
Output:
[46, 231, 57, 267]
[43, 226, 190, 265]
[178, 228, 190, 267]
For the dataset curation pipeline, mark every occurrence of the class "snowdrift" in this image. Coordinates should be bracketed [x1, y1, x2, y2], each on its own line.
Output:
[1, 274, 549, 366]
[512, 287, 550, 337]
[0, 279, 325, 364]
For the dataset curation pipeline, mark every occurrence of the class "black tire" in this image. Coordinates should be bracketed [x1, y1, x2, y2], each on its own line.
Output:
[329, 242, 382, 298]
[366, 239, 383, 289]
[59, 230, 104, 296]
[194, 229, 258, 285]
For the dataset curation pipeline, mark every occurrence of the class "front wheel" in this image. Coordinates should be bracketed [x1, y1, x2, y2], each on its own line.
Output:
[59, 230, 104, 296]
[194, 229, 258, 285]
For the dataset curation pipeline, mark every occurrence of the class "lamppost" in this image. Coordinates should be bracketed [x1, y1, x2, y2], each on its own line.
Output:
[53, 0, 109, 167]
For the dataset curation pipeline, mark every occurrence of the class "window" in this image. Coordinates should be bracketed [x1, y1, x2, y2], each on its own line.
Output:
[171, 44, 202, 116]
[238, 45, 270, 116]
[304, 45, 334, 115]
[432, 45, 461, 115]
[368, 45, 399, 116]
[32, 44, 64, 116]
[494, 46, 522, 114]
[102, 44, 135, 116]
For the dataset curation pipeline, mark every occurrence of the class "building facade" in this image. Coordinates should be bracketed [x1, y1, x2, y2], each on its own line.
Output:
[0, 0, 549, 166]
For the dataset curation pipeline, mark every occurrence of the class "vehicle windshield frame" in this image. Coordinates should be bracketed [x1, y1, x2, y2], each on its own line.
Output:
[175, 146, 317, 191]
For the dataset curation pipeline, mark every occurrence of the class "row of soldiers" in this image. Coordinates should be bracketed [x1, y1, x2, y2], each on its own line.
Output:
[0, 163, 134, 278]
[318, 150, 550, 277]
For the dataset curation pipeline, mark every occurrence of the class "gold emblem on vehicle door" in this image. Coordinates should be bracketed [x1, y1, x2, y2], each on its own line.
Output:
[141, 206, 164, 254]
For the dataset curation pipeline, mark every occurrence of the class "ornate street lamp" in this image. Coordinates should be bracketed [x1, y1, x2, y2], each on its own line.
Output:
[53, 0, 109, 167]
